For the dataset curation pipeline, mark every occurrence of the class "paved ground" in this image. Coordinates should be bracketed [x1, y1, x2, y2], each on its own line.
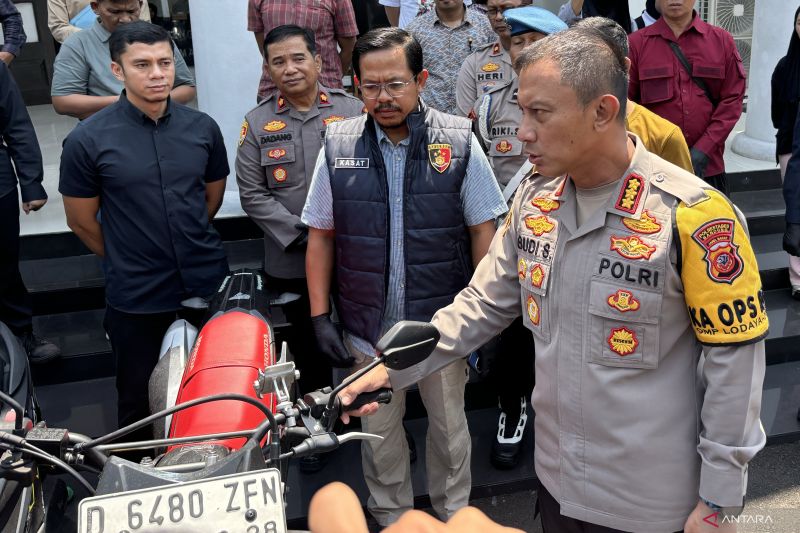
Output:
[442, 441, 800, 532]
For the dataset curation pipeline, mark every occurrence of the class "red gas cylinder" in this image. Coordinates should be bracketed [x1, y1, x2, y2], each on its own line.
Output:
[167, 311, 277, 451]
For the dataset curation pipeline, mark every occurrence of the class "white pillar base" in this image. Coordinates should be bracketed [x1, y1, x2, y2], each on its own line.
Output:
[731, 131, 776, 162]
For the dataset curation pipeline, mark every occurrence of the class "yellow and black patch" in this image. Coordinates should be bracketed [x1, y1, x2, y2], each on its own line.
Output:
[676, 190, 768, 345]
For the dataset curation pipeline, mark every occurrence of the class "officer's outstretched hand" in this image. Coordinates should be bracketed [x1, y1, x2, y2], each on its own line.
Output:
[690, 148, 710, 179]
[311, 313, 355, 368]
[783, 223, 800, 257]
[338, 364, 391, 423]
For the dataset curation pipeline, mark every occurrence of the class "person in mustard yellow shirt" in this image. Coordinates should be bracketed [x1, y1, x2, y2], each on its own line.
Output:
[576, 17, 694, 175]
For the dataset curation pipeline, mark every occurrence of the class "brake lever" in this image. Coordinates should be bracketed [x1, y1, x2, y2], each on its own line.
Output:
[337, 432, 383, 445]
[290, 431, 383, 458]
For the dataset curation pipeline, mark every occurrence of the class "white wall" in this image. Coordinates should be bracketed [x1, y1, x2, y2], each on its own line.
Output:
[189, 0, 263, 198]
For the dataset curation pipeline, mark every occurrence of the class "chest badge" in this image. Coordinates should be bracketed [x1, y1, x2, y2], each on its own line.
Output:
[610, 235, 656, 260]
[482, 62, 500, 72]
[428, 144, 452, 173]
[496, 140, 513, 153]
[273, 167, 288, 182]
[615, 173, 644, 214]
[622, 210, 661, 234]
[526, 295, 540, 326]
[607, 290, 640, 313]
[524, 215, 556, 236]
[608, 327, 638, 356]
[531, 197, 560, 213]
[264, 120, 287, 132]
[238, 120, 249, 146]
[691, 218, 744, 284]
[267, 148, 286, 160]
[322, 115, 345, 127]
[530, 264, 545, 288]
[518, 258, 527, 280]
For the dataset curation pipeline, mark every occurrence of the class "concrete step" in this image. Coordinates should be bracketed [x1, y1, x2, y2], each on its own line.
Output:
[730, 188, 786, 236]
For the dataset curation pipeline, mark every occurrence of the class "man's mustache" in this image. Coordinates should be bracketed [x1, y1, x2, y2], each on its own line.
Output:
[375, 104, 402, 113]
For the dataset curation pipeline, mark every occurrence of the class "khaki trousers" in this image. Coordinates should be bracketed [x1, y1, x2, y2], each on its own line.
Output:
[351, 352, 472, 526]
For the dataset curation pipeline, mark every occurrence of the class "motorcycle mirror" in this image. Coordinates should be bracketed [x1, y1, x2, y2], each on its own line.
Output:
[180, 297, 209, 310]
[375, 321, 440, 370]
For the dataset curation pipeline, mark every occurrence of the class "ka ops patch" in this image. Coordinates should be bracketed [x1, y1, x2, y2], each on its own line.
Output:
[676, 190, 768, 345]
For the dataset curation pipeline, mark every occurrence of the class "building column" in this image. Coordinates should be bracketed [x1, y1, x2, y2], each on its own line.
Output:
[731, 1, 797, 161]
[189, 0, 263, 201]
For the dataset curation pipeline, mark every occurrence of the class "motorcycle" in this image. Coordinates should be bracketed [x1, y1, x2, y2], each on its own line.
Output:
[0, 268, 438, 532]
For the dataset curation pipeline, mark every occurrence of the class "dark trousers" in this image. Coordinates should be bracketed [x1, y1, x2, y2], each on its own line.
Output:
[104, 305, 177, 442]
[490, 317, 535, 415]
[0, 189, 32, 336]
[264, 274, 332, 395]
[704, 173, 728, 197]
[537, 481, 683, 533]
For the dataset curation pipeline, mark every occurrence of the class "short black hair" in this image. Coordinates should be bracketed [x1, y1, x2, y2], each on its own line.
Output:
[352, 27, 423, 80]
[109, 20, 172, 64]
[264, 25, 317, 60]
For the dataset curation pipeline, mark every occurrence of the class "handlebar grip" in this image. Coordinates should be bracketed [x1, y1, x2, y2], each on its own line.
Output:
[346, 388, 393, 411]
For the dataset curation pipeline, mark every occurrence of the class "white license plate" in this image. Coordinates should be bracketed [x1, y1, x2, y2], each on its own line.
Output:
[78, 469, 286, 533]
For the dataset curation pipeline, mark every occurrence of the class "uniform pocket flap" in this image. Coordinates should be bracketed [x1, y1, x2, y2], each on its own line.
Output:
[588, 277, 661, 324]
[489, 138, 523, 157]
[693, 62, 725, 79]
[260, 143, 296, 166]
[639, 63, 673, 80]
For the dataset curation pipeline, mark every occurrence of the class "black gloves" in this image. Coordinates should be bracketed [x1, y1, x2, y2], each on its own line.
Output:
[784, 223, 800, 257]
[287, 223, 308, 251]
[311, 313, 355, 368]
[690, 148, 709, 179]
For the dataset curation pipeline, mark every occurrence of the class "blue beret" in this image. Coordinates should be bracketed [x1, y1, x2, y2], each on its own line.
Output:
[504, 6, 568, 37]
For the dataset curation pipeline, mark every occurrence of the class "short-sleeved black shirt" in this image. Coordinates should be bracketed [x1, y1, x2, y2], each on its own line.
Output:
[59, 92, 229, 313]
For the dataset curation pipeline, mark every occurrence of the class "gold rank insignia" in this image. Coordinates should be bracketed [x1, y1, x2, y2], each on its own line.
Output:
[267, 148, 286, 160]
[428, 144, 452, 173]
[524, 215, 555, 236]
[607, 327, 638, 356]
[526, 295, 540, 326]
[238, 120, 248, 146]
[319, 91, 330, 104]
[496, 140, 512, 153]
[518, 258, 527, 280]
[531, 196, 560, 213]
[492, 43, 500, 55]
[264, 120, 287, 132]
[481, 62, 500, 72]
[323, 115, 345, 126]
[277, 96, 286, 111]
[615, 174, 644, 214]
[530, 264, 545, 288]
[622, 210, 661, 234]
[607, 289, 640, 313]
[273, 167, 287, 182]
[610, 235, 656, 260]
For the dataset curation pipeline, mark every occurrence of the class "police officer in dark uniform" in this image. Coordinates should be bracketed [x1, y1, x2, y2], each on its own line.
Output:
[236, 25, 364, 397]
[0, 61, 61, 363]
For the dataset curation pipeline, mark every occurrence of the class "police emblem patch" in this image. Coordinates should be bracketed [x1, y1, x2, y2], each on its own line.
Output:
[264, 120, 286, 132]
[610, 235, 656, 260]
[607, 327, 638, 356]
[524, 215, 556, 236]
[267, 148, 286, 160]
[615, 174, 644, 214]
[428, 144, 452, 173]
[607, 289, 640, 313]
[496, 140, 512, 153]
[518, 258, 527, 280]
[691, 218, 744, 284]
[526, 295, 540, 326]
[319, 91, 330, 104]
[322, 115, 345, 126]
[482, 62, 500, 72]
[273, 167, 287, 182]
[622, 210, 662, 234]
[531, 197, 560, 213]
[530, 264, 545, 288]
[238, 120, 248, 146]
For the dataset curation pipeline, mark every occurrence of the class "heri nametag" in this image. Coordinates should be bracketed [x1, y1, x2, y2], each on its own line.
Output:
[334, 158, 370, 169]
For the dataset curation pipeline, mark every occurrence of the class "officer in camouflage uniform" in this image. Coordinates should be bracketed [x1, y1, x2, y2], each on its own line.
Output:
[342, 27, 766, 532]
[236, 25, 364, 403]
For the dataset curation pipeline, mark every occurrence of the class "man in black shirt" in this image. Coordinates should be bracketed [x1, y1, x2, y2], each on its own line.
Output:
[0, 61, 61, 363]
[59, 21, 229, 438]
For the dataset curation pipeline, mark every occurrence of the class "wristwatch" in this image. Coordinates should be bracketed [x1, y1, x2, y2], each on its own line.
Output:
[701, 497, 745, 519]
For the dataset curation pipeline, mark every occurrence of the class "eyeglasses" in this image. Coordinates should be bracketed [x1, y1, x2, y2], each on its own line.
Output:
[485, 8, 508, 17]
[359, 76, 417, 99]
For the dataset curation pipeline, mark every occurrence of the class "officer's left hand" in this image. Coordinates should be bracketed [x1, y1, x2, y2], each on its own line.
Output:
[22, 198, 47, 214]
[683, 501, 736, 532]
[690, 148, 710, 179]
[783, 223, 800, 257]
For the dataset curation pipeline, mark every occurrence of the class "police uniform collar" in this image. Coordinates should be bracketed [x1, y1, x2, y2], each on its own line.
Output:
[508, 77, 519, 103]
[91, 20, 113, 43]
[606, 134, 651, 219]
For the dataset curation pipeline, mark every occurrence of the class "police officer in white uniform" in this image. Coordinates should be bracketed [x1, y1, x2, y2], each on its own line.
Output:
[341, 26, 766, 533]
